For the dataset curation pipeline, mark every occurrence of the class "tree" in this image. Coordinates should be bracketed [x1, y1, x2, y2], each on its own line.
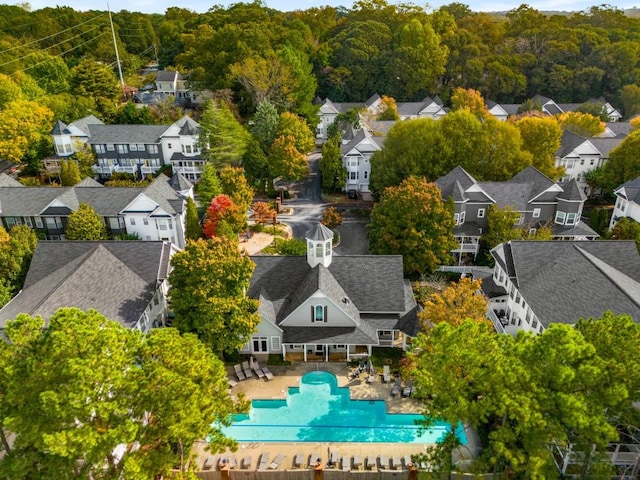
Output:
[557, 111, 605, 137]
[251, 99, 279, 152]
[168, 238, 260, 356]
[199, 100, 250, 168]
[514, 116, 564, 179]
[219, 166, 254, 215]
[252, 201, 275, 224]
[419, 277, 489, 328]
[242, 138, 270, 193]
[202, 194, 244, 239]
[0, 225, 37, 295]
[597, 129, 640, 194]
[376, 95, 400, 120]
[59, 159, 81, 186]
[65, 203, 108, 241]
[621, 84, 640, 119]
[229, 53, 294, 109]
[607, 217, 640, 251]
[482, 204, 522, 250]
[0, 308, 242, 478]
[268, 135, 309, 182]
[69, 57, 120, 101]
[450, 87, 487, 117]
[368, 176, 456, 275]
[319, 132, 347, 192]
[113, 102, 154, 125]
[275, 112, 315, 155]
[0, 99, 54, 165]
[196, 163, 222, 207]
[185, 197, 201, 241]
[321, 207, 343, 229]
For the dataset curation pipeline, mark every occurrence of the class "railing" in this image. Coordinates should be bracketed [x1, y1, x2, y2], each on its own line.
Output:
[453, 243, 480, 253]
[114, 166, 137, 174]
[437, 266, 492, 275]
[486, 309, 506, 334]
[173, 166, 202, 174]
[92, 165, 114, 174]
[140, 166, 161, 175]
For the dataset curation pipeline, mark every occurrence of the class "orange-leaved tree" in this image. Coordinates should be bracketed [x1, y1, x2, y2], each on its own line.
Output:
[203, 194, 244, 239]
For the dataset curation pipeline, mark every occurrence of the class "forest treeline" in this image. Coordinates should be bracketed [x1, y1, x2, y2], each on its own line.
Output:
[0, 0, 639, 121]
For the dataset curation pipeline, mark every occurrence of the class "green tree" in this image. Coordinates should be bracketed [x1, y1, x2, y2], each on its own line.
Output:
[242, 138, 270, 193]
[199, 100, 250, 168]
[219, 166, 254, 215]
[368, 176, 456, 275]
[229, 53, 294, 109]
[64, 203, 108, 241]
[268, 135, 309, 182]
[0, 225, 37, 294]
[0, 73, 23, 109]
[251, 99, 279, 152]
[0, 308, 242, 478]
[168, 238, 260, 355]
[275, 112, 315, 155]
[620, 84, 640, 119]
[376, 95, 400, 121]
[557, 111, 605, 137]
[69, 57, 120, 102]
[450, 87, 487, 117]
[59, 159, 81, 186]
[196, 163, 222, 208]
[514, 116, 564, 179]
[607, 217, 640, 251]
[321, 206, 343, 229]
[598, 129, 640, 194]
[114, 101, 155, 125]
[481, 204, 522, 250]
[185, 197, 201, 241]
[319, 132, 346, 192]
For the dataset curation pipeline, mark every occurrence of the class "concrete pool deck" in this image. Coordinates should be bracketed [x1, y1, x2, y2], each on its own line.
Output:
[192, 362, 479, 474]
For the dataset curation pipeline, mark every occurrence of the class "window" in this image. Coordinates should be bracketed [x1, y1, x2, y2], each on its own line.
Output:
[129, 144, 138, 151]
[325, 242, 331, 255]
[252, 337, 268, 352]
[23, 217, 32, 228]
[5, 217, 19, 228]
[459, 211, 465, 224]
[94, 145, 105, 154]
[454, 213, 460, 225]
[349, 172, 357, 180]
[566, 212, 577, 225]
[183, 145, 192, 154]
[555, 211, 566, 224]
[145, 235, 151, 240]
[364, 171, 368, 179]
[117, 144, 128, 154]
[532, 320, 538, 329]
[477, 208, 485, 218]
[529, 228, 537, 235]
[271, 337, 281, 351]
[154, 297, 159, 305]
[143, 218, 149, 225]
[315, 243, 323, 257]
[148, 144, 158, 154]
[620, 201, 626, 212]
[35, 217, 43, 228]
[590, 159, 595, 165]
[532, 208, 540, 218]
[167, 143, 172, 149]
[580, 159, 585, 165]
[130, 218, 136, 225]
[312, 305, 327, 323]
[514, 214, 524, 225]
[106, 144, 115, 151]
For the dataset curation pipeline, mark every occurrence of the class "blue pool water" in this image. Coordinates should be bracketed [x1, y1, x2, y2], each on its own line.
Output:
[222, 371, 467, 444]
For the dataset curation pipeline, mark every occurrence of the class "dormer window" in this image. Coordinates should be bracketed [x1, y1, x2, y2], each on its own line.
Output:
[312, 305, 327, 323]
[555, 211, 566, 225]
[566, 213, 577, 226]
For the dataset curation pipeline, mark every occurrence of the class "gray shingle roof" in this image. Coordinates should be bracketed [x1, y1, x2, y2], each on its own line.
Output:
[494, 240, 640, 327]
[306, 223, 333, 241]
[508, 166, 556, 200]
[87, 124, 168, 144]
[70, 115, 103, 135]
[589, 137, 623, 156]
[556, 130, 588, 157]
[0, 241, 172, 328]
[0, 173, 23, 187]
[480, 181, 533, 211]
[51, 120, 67, 135]
[617, 177, 640, 203]
[557, 179, 586, 201]
[435, 166, 478, 200]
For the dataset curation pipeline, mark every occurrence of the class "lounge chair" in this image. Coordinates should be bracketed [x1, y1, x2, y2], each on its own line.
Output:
[403, 379, 413, 398]
[382, 365, 390, 383]
[329, 449, 340, 466]
[341, 456, 350, 471]
[309, 452, 320, 468]
[367, 367, 376, 383]
[258, 452, 270, 470]
[293, 453, 304, 468]
[253, 360, 265, 379]
[262, 365, 274, 381]
[390, 377, 401, 396]
[241, 455, 252, 469]
[268, 453, 286, 470]
[379, 455, 389, 470]
[242, 360, 253, 378]
[403, 455, 412, 469]
[227, 377, 237, 388]
[219, 456, 237, 469]
[202, 456, 214, 470]
[365, 455, 376, 470]
[353, 454, 362, 470]
[391, 455, 401, 470]
[234, 364, 246, 381]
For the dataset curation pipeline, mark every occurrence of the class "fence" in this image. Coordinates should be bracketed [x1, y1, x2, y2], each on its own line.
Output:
[195, 471, 500, 480]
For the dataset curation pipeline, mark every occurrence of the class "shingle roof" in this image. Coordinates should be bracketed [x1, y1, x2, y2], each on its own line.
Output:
[480, 182, 533, 211]
[617, 177, 640, 203]
[557, 179, 586, 201]
[589, 137, 623, 157]
[556, 130, 588, 157]
[87, 124, 168, 144]
[51, 120, 67, 135]
[493, 240, 640, 327]
[0, 173, 23, 187]
[306, 223, 333, 241]
[508, 166, 556, 200]
[435, 166, 478, 200]
[168, 173, 193, 193]
[0, 241, 173, 328]
[70, 115, 103, 135]
[155, 70, 178, 82]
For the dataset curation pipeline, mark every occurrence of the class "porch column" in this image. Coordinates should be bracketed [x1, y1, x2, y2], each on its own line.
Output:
[346, 345, 350, 362]
[325, 345, 328, 362]
[303, 344, 307, 362]
[281, 343, 286, 361]
[367, 345, 372, 356]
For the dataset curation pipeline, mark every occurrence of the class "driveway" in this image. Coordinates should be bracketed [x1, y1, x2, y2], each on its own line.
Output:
[334, 214, 371, 255]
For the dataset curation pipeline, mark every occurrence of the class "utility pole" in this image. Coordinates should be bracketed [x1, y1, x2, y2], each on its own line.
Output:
[107, 4, 125, 98]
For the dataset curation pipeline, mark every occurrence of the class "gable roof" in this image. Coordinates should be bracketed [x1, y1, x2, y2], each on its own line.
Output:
[87, 124, 168, 145]
[490, 240, 640, 327]
[0, 241, 174, 328]
[615, 177, 640, 203]
[0, 173, 23, 187]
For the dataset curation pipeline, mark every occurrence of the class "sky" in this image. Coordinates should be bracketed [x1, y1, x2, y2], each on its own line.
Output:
[16, 0, 640, 15]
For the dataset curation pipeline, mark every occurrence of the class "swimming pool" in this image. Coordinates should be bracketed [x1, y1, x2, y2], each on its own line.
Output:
[222, 370, 467, 444]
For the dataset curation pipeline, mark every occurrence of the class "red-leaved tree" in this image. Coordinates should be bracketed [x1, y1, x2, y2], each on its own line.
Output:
[203, 194, 245, 238]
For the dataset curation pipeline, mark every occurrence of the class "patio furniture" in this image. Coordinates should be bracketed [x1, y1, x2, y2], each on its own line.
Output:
[390, 377, 401, 396]
[218, 456, 237, 469]
[391, 455, 401, 469]
[293, 453, 305, 468]
[258, 452, 270, 470]
[379, 455, 389, 470]
[329, 449, 340, 466]
[403, 379, 413, 398]
[241, 455, 252, 469]
[367, 367, 376, 383]
[227, 377, 237, 388]
[341, 455, 350, 471]
[353, 454, 362, 470]
[242, 360, 253, 378]
[403, 455, 413, 469]
[365, 455, 376, 470]
[234, 364, 246, 381]
[309, 452, 320, 468]
[262, 365, 274, 381]
[202, 456, 214, 470]
[253, 360, 265, 379]
[268, 453, 286, 470]
[382, 365, 390, 383]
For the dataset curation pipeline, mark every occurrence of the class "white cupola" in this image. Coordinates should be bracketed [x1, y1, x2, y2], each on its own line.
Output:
[306, 223, 334, 268]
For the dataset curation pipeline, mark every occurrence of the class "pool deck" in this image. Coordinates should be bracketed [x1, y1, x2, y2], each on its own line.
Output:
[192, 362, 479, 473]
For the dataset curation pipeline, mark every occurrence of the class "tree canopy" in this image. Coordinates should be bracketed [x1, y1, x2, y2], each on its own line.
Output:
[65, 203, 108, 241]
[368, 176, 456, 275]
[0, 307, 243, 479]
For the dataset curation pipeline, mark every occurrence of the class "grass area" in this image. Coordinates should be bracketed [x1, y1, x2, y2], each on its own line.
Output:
[322, 192, 347, 202]
[267, 354, 291, 366]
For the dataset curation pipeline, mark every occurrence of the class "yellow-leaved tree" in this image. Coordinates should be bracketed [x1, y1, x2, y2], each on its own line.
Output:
[0, 99, 53, 164]
[419, 277, 489, 329]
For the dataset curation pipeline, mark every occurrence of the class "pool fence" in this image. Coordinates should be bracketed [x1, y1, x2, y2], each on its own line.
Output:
[194, 471, 501, 480]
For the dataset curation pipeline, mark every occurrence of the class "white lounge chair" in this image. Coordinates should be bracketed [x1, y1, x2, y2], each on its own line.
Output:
[234, 364, 246, 381]
[293, 453, 304, 468]
[382, 365, 391, 383]
[365, 455, 376, 470]
[253, 360, 265, 379]
[390, 377, 401, 396]
[391, 455, 401, 469]
[227, 377, 238, 388]
[309, 452, 320, 468]
[262, 365, 274, 381]
[329, 449, 340, 466]
[367, 367, 376, 383]
[341, 455, 350, 471]
[242, 360, 253, 378]
[202, 456, 214, 470]
[379, 455, 389, 470]
[353, 454, 362, 470]
[268, 453, 286, 470]
[241, 455, 252, 469]
[258, 452, 270, 470]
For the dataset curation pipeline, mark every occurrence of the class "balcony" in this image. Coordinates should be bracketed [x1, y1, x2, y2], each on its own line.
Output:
[92, 165, 115, 174]
[141, 166, 162, 175]
[453, 242, 480, 253]
[172, 165, 202, 175]
[487, 309, 506, 334]
[114, 166, 137, 174]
